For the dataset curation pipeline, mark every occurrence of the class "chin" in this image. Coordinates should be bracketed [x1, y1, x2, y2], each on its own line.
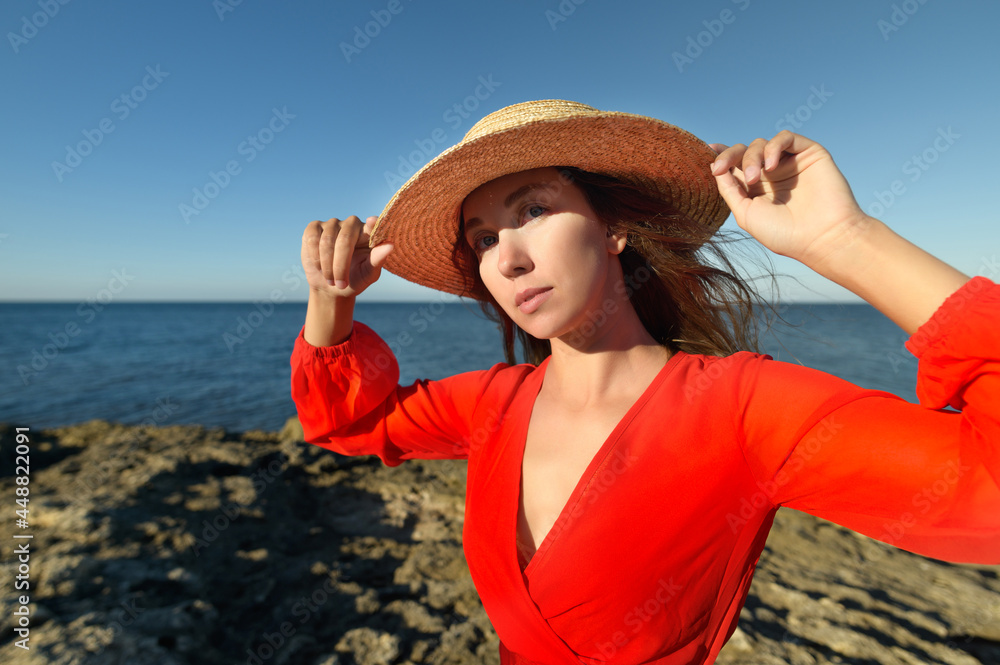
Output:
[506, 295, 605, 344]
[508, 314, 561, 342]
[520, 317, 586, 345]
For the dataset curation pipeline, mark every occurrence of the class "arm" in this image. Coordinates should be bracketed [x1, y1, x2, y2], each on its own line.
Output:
[710, 136, 998, 561]
[293, 215, 530, 465]
[737, 277, 1000, 564]
[296, 214, 472, 463]
[291, 321, 504, 465]
[300, 215, 394, 346]
[710, 132, 969, 334]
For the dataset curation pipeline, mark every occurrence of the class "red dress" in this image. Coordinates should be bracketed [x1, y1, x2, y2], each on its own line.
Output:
[290, 277, 1000, 665]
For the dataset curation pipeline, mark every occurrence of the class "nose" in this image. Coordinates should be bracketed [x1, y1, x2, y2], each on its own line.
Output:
[496, 228, 533, 279]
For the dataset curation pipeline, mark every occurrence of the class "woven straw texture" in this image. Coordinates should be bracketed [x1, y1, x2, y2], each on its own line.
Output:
[371, 100, 729, 297]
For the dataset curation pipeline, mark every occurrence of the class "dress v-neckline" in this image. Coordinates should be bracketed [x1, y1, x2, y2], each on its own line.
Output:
[515, 351, 685, 578]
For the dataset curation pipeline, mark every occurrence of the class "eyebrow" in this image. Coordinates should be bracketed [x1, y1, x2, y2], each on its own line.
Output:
[463, 182, 552, 236]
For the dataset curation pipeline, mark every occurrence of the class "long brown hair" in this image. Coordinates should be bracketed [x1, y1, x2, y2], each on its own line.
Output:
[453, 167, 771, 365]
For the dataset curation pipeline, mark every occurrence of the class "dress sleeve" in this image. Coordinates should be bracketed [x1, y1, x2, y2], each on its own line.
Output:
[290, 321, 511, 466]
[738, 277, 1000, 564]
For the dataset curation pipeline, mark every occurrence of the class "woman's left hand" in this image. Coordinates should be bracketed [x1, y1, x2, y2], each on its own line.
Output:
[710, 131, 871, 273]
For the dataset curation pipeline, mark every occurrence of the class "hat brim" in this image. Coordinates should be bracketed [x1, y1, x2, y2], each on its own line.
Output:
[371, 108, 730, 297]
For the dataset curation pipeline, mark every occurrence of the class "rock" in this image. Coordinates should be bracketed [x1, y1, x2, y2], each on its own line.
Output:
[281, 416, 304, 443]
[725, 627, 754, 652]
[0, 420, 997, 665]
[336, 627, 400, 665]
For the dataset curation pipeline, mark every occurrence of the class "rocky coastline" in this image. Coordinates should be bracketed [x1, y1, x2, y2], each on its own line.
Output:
[1, 420, 998, 665]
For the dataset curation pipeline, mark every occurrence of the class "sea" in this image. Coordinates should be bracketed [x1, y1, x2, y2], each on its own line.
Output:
[0, 302, 922, 432]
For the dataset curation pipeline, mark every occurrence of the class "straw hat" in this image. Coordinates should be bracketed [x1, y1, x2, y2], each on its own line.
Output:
[371, 99, 729, 297]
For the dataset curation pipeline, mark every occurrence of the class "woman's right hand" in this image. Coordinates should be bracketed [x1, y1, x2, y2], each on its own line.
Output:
[301, 216, 394, 299]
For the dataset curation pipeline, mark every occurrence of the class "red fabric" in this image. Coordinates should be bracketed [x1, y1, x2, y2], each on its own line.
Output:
[290, 277, 1000, 665]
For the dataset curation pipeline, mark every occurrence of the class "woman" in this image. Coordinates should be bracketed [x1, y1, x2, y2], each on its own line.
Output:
[291, 100, 999, 664]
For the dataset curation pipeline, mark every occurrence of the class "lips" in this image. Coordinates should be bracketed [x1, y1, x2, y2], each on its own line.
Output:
[516, 287, 552, 314]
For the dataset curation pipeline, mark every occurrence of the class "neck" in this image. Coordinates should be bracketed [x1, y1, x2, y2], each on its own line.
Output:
[543, 298, 670, 407]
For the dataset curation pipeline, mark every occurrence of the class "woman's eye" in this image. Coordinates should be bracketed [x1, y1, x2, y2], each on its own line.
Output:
[516, 204, 547, 226]
[474, 234, 498, 253]
[525, 205, 546, 220]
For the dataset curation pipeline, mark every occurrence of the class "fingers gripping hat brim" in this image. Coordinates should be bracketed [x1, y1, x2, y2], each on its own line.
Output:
[370, 99, 730, 297]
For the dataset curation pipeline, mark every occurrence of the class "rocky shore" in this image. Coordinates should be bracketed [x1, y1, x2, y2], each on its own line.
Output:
[1, 420, 998, 665]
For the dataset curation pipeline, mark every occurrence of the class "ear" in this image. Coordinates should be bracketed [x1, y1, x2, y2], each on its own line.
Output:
[605, 228, 627, 255]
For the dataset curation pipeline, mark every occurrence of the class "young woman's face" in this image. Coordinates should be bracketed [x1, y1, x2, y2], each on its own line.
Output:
[461, 167, 627, 342]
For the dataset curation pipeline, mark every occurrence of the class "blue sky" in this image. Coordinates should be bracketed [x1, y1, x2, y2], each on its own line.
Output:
[2, 0, 997, 303]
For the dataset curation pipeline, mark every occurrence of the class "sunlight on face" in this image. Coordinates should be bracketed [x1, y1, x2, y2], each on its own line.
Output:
[461, 167, 627, 341]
